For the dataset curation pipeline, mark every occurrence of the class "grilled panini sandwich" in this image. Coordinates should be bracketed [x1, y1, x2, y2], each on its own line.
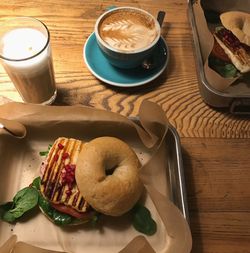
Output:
[40, 137, 93, 221]
[214, 27, 250, 73]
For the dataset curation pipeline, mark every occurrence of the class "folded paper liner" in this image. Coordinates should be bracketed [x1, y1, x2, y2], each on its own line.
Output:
[0, 100, 192, 253]
[193, 0, 247, 91]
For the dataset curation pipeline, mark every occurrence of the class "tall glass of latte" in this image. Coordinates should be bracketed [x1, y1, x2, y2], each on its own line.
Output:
[0, 17, 57, 104]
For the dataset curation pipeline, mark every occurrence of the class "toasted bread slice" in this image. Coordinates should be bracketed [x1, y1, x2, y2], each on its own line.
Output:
[214, 28, 250, 73]
[40, 137, 89, 213]
[220, 11, 250, 47]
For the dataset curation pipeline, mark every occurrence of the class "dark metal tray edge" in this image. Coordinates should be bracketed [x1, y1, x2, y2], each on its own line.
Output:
[167, 125, 189, 223]
[132, 117, 189, 222]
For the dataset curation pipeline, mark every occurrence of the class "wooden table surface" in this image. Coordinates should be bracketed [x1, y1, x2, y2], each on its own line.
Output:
[0, 0, 250, 252]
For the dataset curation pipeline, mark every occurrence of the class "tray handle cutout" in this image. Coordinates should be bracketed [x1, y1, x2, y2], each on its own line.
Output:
[230, 99, 250, 115]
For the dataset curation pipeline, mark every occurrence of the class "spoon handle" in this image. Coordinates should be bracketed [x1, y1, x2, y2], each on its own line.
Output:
[0, 118, 26, 138]
[157, 11, 166, 27]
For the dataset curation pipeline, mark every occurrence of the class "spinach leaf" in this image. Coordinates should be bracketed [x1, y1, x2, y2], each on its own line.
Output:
[32, 177, 41, 190]
[132, 204, 157, 236]
[2, 211, 16, 222]
[38, 194, 72, 225]
[0, 202, 15, 222]
[34, 179, 74, 226]
[39, 144, 52, 157]
[11, 187, 39, 218]
[38, 194, 54, 218]
[209, 56, 238, 78]
[220, 64, 239, 78]
[0, 187, 39, 222]
[39, 151, 49, 156]
[52, 209, 72, 225]
[0, 201, 13, 213]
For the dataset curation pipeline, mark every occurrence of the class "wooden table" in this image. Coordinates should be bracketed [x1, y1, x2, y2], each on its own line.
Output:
[0, 1, 250, 252]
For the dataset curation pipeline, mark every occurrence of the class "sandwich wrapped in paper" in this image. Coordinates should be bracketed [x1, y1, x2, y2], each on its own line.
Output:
[193, 0, 250, 90]
[210, 11, 250, 76]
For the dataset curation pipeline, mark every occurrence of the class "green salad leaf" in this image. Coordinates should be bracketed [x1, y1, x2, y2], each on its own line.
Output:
[52, 209, 73, 225]
[132, 204, 157, 236]
[33, 175, 73, 226]
[39, 144, 52, 156]
[38, 194, 73, 225]
[0, 202, 15, 222]
[209, 56, 239, 78]
[1, 174, 156, 234]
[0, 186, 39, 223]
[32, 176, 41, 190]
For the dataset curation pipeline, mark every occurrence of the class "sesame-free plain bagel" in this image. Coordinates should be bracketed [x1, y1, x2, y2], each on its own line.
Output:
[75, 136, 143, 216]
[220, 11, 250, 46]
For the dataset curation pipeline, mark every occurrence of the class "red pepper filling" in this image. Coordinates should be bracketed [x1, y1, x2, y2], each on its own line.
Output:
[51, 203, 94, 220]
[216, 28, 241, 52]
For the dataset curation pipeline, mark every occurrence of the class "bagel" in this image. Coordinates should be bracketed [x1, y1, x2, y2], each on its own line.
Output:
[75, 136, 143, 216]
[220, 11, 250, 47]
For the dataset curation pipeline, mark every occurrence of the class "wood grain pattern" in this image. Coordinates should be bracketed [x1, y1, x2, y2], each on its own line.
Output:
[0, 0, 250, 138]
[182, 138, 250, 253]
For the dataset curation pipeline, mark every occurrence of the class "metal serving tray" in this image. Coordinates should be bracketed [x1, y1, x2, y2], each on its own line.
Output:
[0, 114, 189, 252]
[133, 118, 189, 222]
[188, 0, 250, 114]
[164, 124, 189, 221]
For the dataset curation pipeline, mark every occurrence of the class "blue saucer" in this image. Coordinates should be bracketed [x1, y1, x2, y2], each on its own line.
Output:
[83, 33, 169, 87]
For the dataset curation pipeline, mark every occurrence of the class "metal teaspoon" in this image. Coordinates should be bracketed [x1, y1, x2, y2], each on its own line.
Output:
[142, 11, 166, 70]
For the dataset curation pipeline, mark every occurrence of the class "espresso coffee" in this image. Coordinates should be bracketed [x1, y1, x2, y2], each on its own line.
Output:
[98, 9, 159, 52]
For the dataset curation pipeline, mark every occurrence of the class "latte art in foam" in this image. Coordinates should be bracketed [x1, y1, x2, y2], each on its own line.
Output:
[99, 11, 158, 52]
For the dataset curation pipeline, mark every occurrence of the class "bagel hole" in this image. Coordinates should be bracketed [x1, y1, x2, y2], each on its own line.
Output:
[105, 165, 117, 175]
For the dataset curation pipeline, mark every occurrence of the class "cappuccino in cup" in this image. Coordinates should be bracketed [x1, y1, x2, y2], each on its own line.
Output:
[98, 9, 159, 52]
[95, 7, 161, 69]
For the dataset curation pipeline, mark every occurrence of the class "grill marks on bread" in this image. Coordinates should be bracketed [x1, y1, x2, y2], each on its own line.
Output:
[214, 28, 250, 73]
[40, 137, 89, 213]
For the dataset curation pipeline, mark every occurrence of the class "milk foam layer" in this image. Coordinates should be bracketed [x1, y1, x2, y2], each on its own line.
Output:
[99, 10, 158, 52]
